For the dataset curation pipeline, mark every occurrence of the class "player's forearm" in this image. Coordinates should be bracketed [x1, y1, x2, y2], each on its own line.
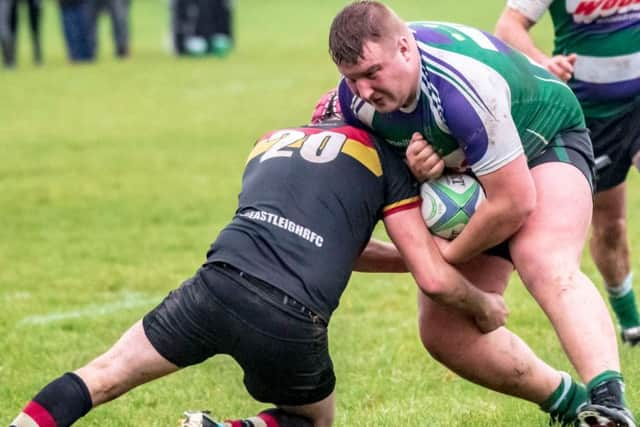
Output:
[353, 238, 408, 273]
[417, 264, 488, 315]
[444, 197, 532, 264]
[495, 9, 549, 65]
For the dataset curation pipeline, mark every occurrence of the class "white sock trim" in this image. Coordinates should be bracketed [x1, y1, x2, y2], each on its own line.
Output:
[607, 272, 633, 297]
[548, 372, 573, 412]
[10, 413, 39, 427]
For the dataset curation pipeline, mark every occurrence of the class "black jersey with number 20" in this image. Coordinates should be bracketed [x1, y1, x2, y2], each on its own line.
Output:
[207, 121, 420, 321]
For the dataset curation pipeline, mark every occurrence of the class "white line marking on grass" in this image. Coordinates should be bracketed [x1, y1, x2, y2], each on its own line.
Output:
[17, 291, 160, 327]
[3, 291, 32, 301]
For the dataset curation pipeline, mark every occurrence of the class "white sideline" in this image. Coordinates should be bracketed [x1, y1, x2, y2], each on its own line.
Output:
[16, 291, 160, 327]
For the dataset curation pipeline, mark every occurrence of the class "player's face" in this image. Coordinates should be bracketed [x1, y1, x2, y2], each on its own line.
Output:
[338, 38, 419, 113]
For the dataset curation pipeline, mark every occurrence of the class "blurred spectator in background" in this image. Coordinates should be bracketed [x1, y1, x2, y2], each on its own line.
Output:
[0, 0, 42, 68]
[87, 0, 130, 58]
[170, 0, 233, 57]
[59, 0, 93, 62]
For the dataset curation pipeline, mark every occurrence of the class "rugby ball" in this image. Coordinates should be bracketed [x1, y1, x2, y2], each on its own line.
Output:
[420, 173, 485, 240]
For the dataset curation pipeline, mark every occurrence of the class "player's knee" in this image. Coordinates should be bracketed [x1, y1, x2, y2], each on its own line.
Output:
[592, 217, 627, 244]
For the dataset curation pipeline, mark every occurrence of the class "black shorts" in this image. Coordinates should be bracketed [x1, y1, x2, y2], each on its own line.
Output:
[587, 103, 640, 192]
[528, 127, 595, 193]
[143, 262, 335, 406]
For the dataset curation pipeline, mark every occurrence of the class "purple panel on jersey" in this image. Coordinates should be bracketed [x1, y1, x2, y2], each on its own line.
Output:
[571, 76, 640, 102]
[421, 49, 494, 117]
[409, 24, 454, 44]
[427, 71, 489, 165]
[338, 79, 365, 128]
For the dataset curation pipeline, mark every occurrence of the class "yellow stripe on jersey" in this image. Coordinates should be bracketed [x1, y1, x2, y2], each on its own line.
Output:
[246, 137, 304, 164]
[383, 196, 421, 215]
[246, 136, 382, 177]
[341, 138, 382, 177]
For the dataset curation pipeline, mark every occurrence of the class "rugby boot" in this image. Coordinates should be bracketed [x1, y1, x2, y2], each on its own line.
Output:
[181, 411, 223, 427]
[578, 379, 637, 427]
[621, 326, 640, 346]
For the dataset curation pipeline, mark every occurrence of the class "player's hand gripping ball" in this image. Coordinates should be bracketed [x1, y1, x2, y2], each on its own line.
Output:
[420, 173, 485, 240]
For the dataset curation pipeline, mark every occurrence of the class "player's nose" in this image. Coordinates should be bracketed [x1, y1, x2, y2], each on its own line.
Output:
[355, 79, 374, 101]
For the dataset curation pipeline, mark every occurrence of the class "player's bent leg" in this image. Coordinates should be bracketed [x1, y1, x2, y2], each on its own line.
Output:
[591, 184, 640, 344]
[76, 319, 180, 405]
[419, 255, 558, 402]
[510, 162, 620, 380]
[10, 320, 179, 427]
[591, 183, 630, 286]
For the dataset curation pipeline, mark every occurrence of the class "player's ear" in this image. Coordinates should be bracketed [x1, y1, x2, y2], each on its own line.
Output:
[397, 36, 412, 62]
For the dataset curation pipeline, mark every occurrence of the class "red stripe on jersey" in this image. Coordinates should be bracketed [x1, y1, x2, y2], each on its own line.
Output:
[296, 125, 375, 147]
[258, 412, 279, 427]
[383, 197, 421, 217]
[257, 125, 375, 149]
[327, 125, 375, 147]
[23, 401, 57, 427]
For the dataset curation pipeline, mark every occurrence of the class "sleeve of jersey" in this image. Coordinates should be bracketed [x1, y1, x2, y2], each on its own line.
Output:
[337, 79, 370, 129]
[378, 141, 421, 218]
[506, 0, 552, 23]
[431, 53, 524, 176]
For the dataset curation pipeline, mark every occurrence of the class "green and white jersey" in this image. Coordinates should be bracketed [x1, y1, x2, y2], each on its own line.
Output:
[339, 21, 585, 176]
[508, 0, 640, 118]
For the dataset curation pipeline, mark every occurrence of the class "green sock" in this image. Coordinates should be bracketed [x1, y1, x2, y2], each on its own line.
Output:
[607, 273, 640, 329]
[540, 372, 587, 425]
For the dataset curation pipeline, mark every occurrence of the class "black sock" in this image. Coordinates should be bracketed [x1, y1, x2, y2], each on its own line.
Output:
[11, 372, 92, 427]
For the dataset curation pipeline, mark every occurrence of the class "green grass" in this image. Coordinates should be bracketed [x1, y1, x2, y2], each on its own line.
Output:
[1, 0, 639, 425]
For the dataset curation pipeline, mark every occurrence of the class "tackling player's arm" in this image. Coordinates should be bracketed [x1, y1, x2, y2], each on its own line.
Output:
[494, 3, 576, 81]
[384, 207, 508, 333]
[354, 238, 408, 272]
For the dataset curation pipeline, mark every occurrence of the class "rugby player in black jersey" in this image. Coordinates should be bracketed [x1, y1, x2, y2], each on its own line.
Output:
[9, 101, 506, 427]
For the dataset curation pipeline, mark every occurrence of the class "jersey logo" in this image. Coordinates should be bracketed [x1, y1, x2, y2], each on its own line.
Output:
[567, 0, 640, 24]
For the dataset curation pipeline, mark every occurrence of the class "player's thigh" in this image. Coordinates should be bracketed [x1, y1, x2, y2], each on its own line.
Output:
[418, 254, 512, 338]
[510, 162, 592, 276]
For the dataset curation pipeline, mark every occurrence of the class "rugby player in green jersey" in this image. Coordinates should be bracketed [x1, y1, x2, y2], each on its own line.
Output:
[495, 0, 640, 349]
[329, 1, 635, 426]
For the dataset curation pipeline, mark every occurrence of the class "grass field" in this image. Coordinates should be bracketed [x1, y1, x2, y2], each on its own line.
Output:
[2, 1, 639, 425]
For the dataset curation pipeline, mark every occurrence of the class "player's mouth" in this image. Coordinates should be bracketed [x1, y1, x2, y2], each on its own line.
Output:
[370, 96, 384, 106]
